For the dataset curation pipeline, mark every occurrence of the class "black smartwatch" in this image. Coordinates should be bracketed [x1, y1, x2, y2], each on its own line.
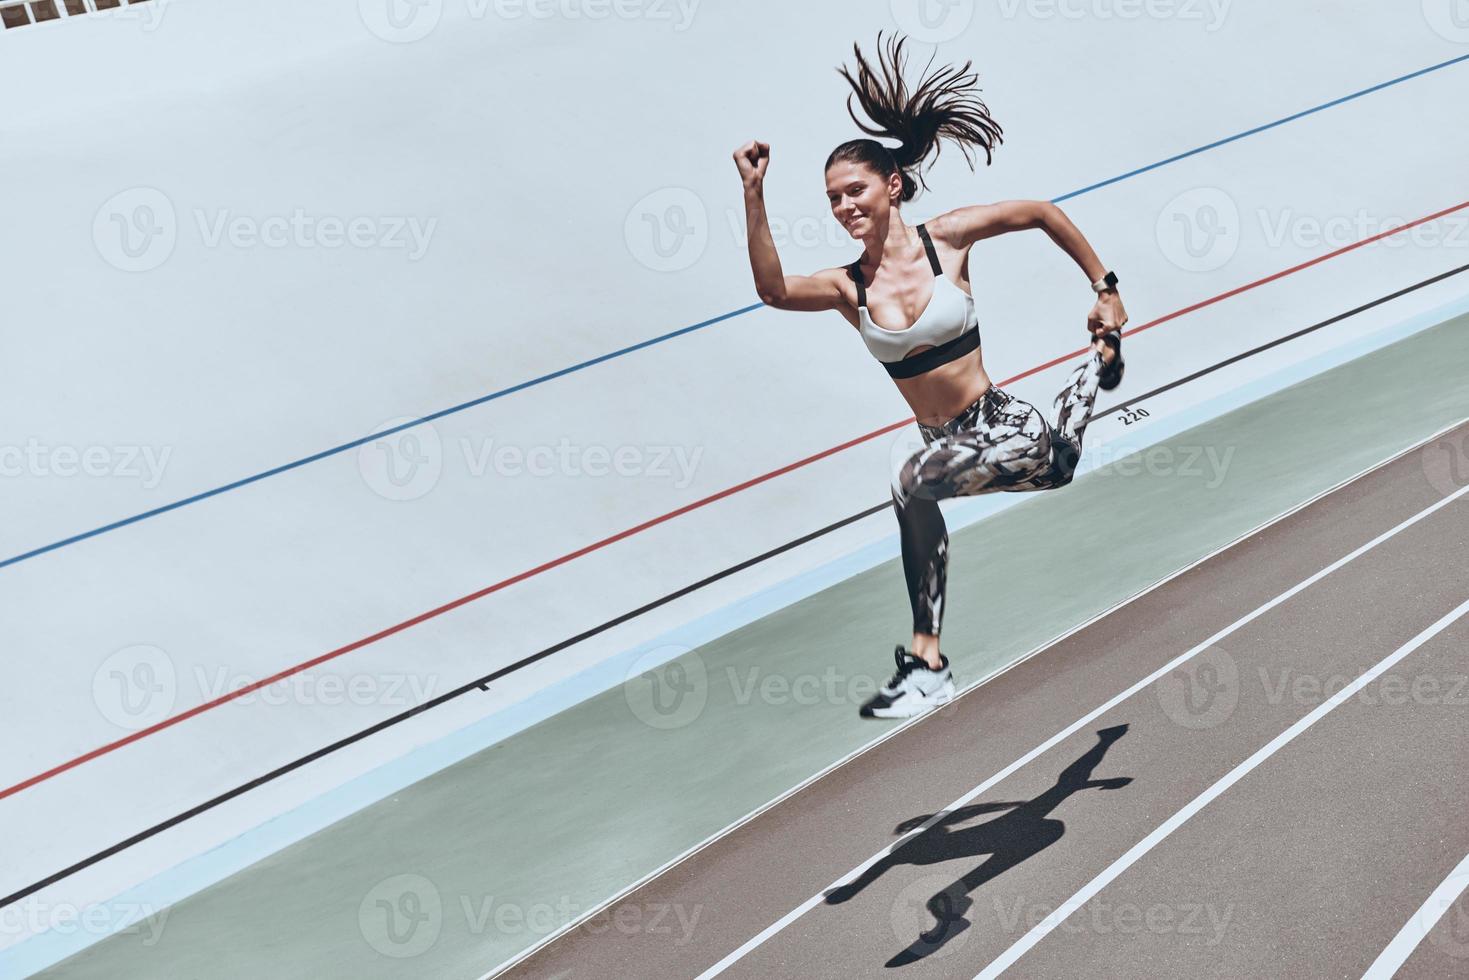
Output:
[1090, 271, 1119, 294]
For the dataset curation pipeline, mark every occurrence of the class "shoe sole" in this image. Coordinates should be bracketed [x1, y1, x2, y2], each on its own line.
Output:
[863, 680, 956, 719]
[1098, 333, 1124, 390]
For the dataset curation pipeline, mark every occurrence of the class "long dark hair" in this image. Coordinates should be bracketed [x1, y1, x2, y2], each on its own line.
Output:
[828, 32, 1003, 204]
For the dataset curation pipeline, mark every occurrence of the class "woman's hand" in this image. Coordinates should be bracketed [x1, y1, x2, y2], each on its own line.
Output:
[1087, 290, 1128, 337]
[733, 140, 771, 188]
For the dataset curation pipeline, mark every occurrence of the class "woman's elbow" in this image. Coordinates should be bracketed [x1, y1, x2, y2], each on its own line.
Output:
[1034, 200, 1063, 230]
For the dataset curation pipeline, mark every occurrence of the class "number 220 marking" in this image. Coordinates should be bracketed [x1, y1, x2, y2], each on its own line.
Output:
[1116, 407, 1151, 426]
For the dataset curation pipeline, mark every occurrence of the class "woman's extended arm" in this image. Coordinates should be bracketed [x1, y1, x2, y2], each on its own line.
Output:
[734, 140, 846, 312]
[933, 200, 1128, 334]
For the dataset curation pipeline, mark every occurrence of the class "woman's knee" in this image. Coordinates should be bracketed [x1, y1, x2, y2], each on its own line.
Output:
[894, 453, 957, 504]
[1052, 433, 1079, 481]
[892, 466, 930, 510]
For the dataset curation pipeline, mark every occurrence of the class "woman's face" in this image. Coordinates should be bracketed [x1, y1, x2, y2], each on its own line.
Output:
[825, 160, 897, 238]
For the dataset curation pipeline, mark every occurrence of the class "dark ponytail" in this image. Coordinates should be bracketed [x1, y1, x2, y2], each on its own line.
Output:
[828, 31, 1003, 204]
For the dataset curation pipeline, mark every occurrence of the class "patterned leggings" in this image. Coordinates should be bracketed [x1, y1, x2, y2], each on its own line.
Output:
[890, 350, 1104, 636]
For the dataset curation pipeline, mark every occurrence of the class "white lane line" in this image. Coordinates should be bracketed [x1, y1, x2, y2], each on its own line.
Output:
[695, 481, 1469, 980]
[1361, 852, 1469, 979]
[974, 597, 1469, 980]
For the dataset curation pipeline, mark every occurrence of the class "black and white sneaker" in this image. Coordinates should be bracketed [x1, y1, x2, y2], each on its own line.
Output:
[1097, 329, 1125, 391]
[859, 646, 956, 719]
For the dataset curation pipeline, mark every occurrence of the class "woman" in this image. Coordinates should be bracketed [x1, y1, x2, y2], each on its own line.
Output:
[732, 33, 1128, 720]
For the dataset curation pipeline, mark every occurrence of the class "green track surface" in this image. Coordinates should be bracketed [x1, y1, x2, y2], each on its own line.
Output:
[39, 315, 1469, 979]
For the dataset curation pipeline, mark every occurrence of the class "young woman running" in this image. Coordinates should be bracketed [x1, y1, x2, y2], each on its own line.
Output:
[732, 33, 1129, 719]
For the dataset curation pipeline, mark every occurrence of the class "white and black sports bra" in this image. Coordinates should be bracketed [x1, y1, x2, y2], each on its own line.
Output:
[849, 223, 981, 379]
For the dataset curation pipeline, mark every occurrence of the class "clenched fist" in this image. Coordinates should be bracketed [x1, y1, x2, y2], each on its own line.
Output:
[1087, 290, 1128, 336]
[733, 140, 771, 188]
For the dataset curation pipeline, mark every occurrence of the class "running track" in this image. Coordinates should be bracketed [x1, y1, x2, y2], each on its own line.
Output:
[499, 417, 1469, 979]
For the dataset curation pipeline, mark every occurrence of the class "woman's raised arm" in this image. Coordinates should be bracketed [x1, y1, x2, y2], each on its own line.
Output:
[735, 139, 848, 312]
[932, 200, 1127, 333]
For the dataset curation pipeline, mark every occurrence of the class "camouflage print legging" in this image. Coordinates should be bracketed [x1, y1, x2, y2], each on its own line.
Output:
[890, 351, 1104, 636]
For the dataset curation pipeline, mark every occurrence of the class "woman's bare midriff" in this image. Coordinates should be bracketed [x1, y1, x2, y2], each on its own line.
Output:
[892, 345, 993, 428]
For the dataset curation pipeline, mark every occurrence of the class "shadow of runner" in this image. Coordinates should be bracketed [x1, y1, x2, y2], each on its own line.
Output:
[822, 724, 1133, 967]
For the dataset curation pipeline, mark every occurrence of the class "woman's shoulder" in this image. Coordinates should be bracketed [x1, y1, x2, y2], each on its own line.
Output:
[802, 264, 865, 308]
[813, 264, 865, 327]
[923, 210, 974, 249]
[928, 201, 1052, 249]
[812, 260, 866, 288]
[812, 263, 861, 284]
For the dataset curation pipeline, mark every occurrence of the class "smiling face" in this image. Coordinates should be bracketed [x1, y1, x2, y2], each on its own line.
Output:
[825, 159, 900, 238]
